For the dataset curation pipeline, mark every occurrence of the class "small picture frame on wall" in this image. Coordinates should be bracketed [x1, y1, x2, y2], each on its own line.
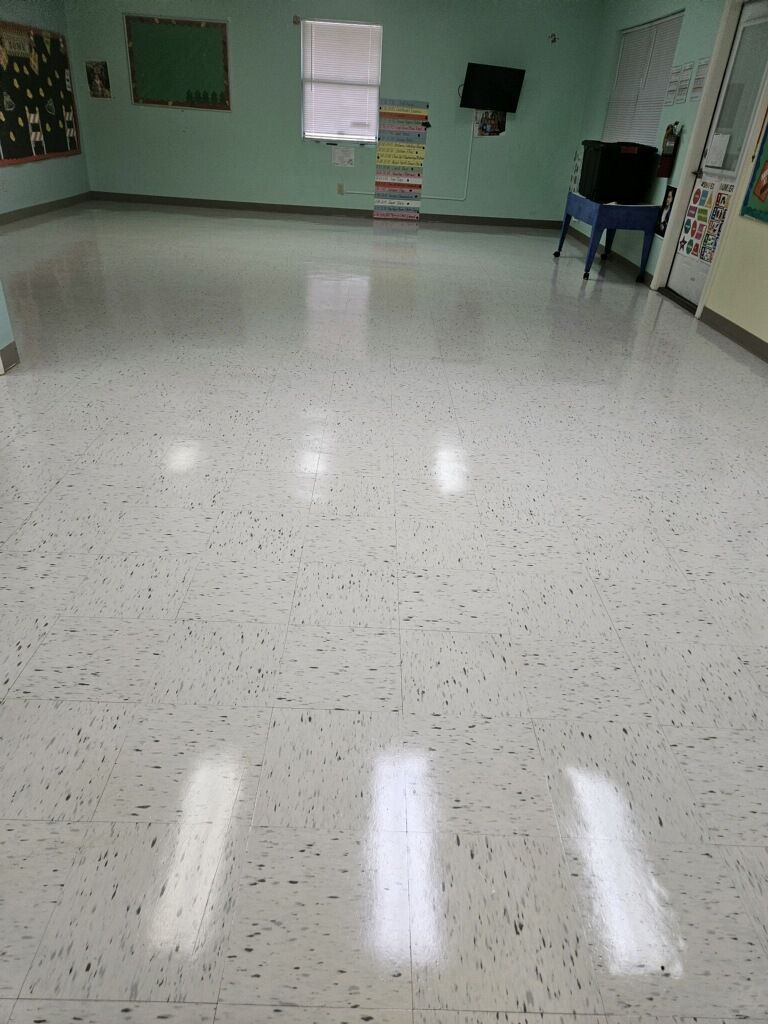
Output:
[656, 184, 677, 237]
[86, 60, 112, 98]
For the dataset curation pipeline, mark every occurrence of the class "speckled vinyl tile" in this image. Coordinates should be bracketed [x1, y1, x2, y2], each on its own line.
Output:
[276, 626, 400, 710]
[254, 709, 404, 830]
[520, 642, 655, 722]
[413, 1015, 608, 1024]
[179, 561, 298, 624]
[0, 822, 89, 999]
[0, 553, 92, 616]
[0, 1002, 10, 1024]
[572, 526, 685, 582]
[502, 572, 616, 642]
[311, 473, 395, 519]
[595, 580, 723, 642]
[0, 699, 131, 821]
[65, 556, 195, 620]
[220, 468, 316, 512]
[396, 517, 489, 571]
[301, 515, 397, 564]
[95, 705, 270, 822]
[483, 524, 584, 572]
[624, 641, 768, 728]
[565, 840, 768, 1016]
[666, 727, 768, 843]
[0, 500, 34, 545]
[219, 828, 411, 1009]
[534, 720, 705, 843]
[395, 478, 480, 520]
[400, 630, 527, 720]
[108, 506, 217, 556]
[291, 563, 397, 628]
[151, 620, 284, 705]
[738, 645, 768, 690]
[215, 1008, 411, 1024]
[698, 581, 768, 643]
[722, 844, 768, 952]
[12, 619, 171, 702]
[663, 524, 768, 581]
[4, 500, 118, 555]
[399, 570, 507, 632]
[7, 1003, 215, 1023]
[0, 613, 52, 695]
[409, 831, 603, 1013]
[403, 718, 557, 837]
[206, 510, 307, 565]
[24, 819, 242, 1002]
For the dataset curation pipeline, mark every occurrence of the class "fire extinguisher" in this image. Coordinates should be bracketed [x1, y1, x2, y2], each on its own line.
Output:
[658, 121, 682, 177]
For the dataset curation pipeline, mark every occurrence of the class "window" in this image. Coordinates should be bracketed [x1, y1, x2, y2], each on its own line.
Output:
[301, 19, 383, 143]
[603, 14, 683, 147]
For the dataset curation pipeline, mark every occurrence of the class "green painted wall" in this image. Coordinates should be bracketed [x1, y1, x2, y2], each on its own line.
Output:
[578, 0, 725, 271]
[65, 0, 603, 219]
[0, 0, 89, 216]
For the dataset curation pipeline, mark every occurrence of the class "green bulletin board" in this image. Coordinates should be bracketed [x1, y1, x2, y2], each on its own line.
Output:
[125, 15, 230, 110]
[742, 111, 768, 225]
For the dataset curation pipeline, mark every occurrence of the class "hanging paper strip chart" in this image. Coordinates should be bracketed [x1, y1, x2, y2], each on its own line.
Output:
[374, 98, 429, 221]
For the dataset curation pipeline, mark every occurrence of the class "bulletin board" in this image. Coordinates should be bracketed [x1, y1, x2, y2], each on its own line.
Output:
[125, 15, 230, 110]
[0, 21, 80, 165]
[741, 112, 768, 224]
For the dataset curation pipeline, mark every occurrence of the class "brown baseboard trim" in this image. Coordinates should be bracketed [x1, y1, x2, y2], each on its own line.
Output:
[0, 340, 20, 374]
[701, 306, 768, 363]
[87, 192, 561, 229]
[658, 286, 697, 314]
[0, 192, 91, 227]
[567, 226, 652, 285]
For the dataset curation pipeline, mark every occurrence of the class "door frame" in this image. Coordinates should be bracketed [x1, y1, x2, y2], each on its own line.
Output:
[650, 0, 744, 310]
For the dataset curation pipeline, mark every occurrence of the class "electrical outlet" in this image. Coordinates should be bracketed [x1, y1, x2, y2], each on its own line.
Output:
[337, 182, 345, 195]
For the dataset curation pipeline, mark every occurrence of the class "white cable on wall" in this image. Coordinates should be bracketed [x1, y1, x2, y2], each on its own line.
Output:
[345, 119, 475, 202]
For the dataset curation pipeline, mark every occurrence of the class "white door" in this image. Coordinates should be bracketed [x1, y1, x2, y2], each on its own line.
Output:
[667, 0, 768, 304]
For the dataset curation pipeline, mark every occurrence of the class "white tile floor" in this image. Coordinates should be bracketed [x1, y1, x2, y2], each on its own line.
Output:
[1, 203, 768, 1023]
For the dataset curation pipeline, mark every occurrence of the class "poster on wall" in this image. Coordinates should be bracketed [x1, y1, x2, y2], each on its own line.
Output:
[373, 99, 429, 221]
[675, 62, 694, 104]
[473, 109, 506, 136]
[677, 179, 736, 261]
[741, 114, 768, 224]
[0, 20, 79, 165]
[85, 60, 111, 98]
[125, 15, 230, 110]
[656, 185, 676, 237]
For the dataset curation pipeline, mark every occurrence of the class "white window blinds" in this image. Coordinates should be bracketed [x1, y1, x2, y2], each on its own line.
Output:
[301, 20, 383, 143]
[603, 14, 683, 147]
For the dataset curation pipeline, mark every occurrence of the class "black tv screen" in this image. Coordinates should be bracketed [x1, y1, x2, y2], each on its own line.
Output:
[460, 63, 525, 112]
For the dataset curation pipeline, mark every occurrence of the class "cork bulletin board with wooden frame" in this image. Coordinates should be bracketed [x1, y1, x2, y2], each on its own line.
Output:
[125, 15, 230, 111]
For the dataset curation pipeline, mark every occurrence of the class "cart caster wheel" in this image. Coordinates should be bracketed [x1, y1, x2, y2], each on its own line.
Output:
[583, 272, 589, 280]
[600, 252, 609, 261]
[553, 250, 560, 258]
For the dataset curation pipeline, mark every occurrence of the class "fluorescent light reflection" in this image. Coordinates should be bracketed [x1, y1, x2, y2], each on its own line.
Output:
[151, 755, 240, 954]
[568, 767, 684, 977]
[368, 752, 439, 967]
[434, 447, 468, 494]
[166, 442, 200, 474]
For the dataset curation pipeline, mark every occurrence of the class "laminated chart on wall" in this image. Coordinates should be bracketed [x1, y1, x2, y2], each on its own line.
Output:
[677, 179, 735, 262]
[374, 99, 428, 221]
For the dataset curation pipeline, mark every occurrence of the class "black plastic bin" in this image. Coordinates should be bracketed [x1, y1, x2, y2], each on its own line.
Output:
[578, 140, 658, 204]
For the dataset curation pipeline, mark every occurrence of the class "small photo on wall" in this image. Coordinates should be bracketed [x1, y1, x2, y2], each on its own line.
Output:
[473, 109, 506, 137]
[656, 184, 677, 237]
[86, 61, 111, 98]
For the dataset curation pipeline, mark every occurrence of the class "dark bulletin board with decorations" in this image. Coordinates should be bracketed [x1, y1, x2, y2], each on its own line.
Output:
[0, 21, 80, 165]
[125, 16, 230, 110]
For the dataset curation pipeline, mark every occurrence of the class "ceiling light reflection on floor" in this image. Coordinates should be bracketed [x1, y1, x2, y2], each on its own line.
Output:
[166, 442, 200, 474]
[434, 447, 468, 494]
[368, 752, 440, 967]
[567, 766, 684, 978]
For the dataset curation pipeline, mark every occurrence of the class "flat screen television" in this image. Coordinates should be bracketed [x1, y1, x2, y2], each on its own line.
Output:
[460, 63, 525, 112]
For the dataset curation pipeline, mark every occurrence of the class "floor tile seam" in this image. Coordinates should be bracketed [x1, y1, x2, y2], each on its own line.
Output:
[2, 611, 62, 702]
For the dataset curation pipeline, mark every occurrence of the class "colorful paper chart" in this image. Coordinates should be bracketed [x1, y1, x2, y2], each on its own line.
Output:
[374, 98, 429, 221]
[677, 179, 735, 262]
